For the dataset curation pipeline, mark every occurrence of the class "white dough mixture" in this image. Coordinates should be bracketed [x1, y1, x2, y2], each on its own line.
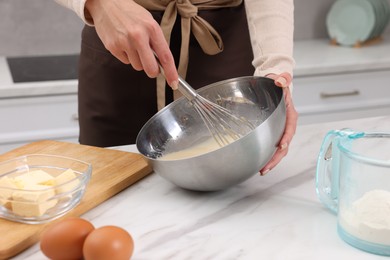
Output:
[159, 138, 222, 160]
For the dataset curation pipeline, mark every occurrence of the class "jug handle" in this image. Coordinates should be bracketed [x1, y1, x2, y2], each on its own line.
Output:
[316, 129, 356, 214]
[316, 128, 364, 213]
[316, 130, 339, 213]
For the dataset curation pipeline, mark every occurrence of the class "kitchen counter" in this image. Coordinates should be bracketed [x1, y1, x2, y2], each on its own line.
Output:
[0, 56, 77, 99]
[293, 36, 390, 77]
[13, 115, 390, 259]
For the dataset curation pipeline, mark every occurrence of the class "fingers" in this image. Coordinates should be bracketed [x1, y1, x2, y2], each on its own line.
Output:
[136, 47, 160, 77]
[125, 23, 178, 89]
[153, 51, 178, 90]
[275, 72, 292, 88]
[110, 48, 144, 71]
[126, 48, 144, 71]
[111, 51, 131, 65]
[109, 23, 179, 89]
[151, 33, 179, 90]
[260, 144, 289, 176]
[265, 72, 292, 88]
[283, 88, 298, 139]
[106, 39, 146, 71]
[123, 22, 161, 77]
[88, 0, 178, 89]
[259, 87, 298, 175]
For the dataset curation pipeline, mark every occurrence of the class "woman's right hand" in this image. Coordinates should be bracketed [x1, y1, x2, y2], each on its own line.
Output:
[85, 0, 179, 89]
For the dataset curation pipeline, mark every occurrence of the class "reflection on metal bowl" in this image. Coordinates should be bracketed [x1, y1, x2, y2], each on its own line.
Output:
[136, 76, 286, 191]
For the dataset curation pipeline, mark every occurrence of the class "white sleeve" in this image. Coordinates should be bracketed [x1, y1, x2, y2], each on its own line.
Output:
[54, 0, 93, 26]
[244, 0, 295, 77]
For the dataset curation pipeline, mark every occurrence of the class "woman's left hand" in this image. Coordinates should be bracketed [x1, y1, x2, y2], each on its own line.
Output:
[260, 73, 298, 175]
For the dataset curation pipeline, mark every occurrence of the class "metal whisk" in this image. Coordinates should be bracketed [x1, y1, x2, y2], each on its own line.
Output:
[155, 56, 255, 147]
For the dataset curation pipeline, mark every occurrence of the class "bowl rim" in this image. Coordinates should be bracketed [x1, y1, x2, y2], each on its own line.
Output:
[0, 154, 92, 191]
[0, 154, 92, 224]
[136, 76, 285, 161]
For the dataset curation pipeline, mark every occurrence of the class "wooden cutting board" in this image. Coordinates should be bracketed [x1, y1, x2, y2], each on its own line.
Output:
[0, 140, 153, 260]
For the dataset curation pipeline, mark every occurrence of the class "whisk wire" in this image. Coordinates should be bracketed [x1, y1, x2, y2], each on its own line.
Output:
[193, 95, 255, 146]
[154, 53, 254, 147]
[193, 104, 227, 147]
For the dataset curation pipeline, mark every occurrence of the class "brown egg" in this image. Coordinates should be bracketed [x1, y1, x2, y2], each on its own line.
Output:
[83, 226, 134, 260]
[40, 217, 95, 260]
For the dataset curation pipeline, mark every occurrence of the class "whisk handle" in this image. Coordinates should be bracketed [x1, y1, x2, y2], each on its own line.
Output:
[154, 53, 197, 101]
[177, 77, 197, 101]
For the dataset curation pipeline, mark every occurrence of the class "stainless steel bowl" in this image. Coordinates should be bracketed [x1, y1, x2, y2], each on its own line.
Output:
[136, 76, 286, 191]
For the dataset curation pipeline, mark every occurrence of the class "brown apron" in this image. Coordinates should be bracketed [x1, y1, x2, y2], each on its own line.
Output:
[78, 2, 254, 147]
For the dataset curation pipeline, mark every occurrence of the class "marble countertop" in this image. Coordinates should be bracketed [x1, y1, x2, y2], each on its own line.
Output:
[293, 36, 390, 77]
[1, 37, 390, 99]
[13, 115, 390, 259]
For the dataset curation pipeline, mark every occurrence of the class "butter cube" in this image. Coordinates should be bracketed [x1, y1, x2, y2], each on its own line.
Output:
[12, 200, 58, 217]
[0, 177, 18, 208]
[55, 169, 80, 194]
[0, 168, 79, 217]
[0, 177, 18, 199]
[14, 170, 55, 188]
[12, 184, 55, 202]
[11, 184, 57, 216]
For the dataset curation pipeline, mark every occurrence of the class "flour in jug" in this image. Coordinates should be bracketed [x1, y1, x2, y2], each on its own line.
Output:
[340, 189, 390, 245]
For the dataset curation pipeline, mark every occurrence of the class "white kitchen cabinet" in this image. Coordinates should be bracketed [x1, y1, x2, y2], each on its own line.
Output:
[293, 38, 390, 125]
[294, 69, 390, 125]
[0, 94, 79, 154]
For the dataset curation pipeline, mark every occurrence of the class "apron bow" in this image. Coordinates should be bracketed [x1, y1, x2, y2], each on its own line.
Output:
[135, 0, 242, 109]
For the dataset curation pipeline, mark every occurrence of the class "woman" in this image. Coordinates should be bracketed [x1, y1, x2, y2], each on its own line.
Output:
[55, 0, 298, 175]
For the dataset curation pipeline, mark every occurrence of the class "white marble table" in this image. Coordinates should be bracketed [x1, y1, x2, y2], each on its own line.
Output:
[12, 115, 390, 259]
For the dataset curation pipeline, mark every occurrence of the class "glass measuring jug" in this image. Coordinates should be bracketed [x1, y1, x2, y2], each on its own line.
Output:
[316, 129, 390, 256]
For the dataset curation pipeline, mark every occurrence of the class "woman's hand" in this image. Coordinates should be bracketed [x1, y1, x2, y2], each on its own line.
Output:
[260, 73, 298, 175]
[85, 0, 179, 89]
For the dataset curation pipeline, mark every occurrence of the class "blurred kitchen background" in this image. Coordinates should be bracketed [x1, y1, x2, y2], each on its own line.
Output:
[1, 0, 389, 55]
[0, 0, 389, 153]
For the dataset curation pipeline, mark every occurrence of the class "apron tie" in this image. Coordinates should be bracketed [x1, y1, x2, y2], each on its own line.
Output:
[135, 0, 242, 110]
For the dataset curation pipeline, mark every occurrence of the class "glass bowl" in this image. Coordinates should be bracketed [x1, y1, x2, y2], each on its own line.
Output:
[0, 154, 92, 224]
